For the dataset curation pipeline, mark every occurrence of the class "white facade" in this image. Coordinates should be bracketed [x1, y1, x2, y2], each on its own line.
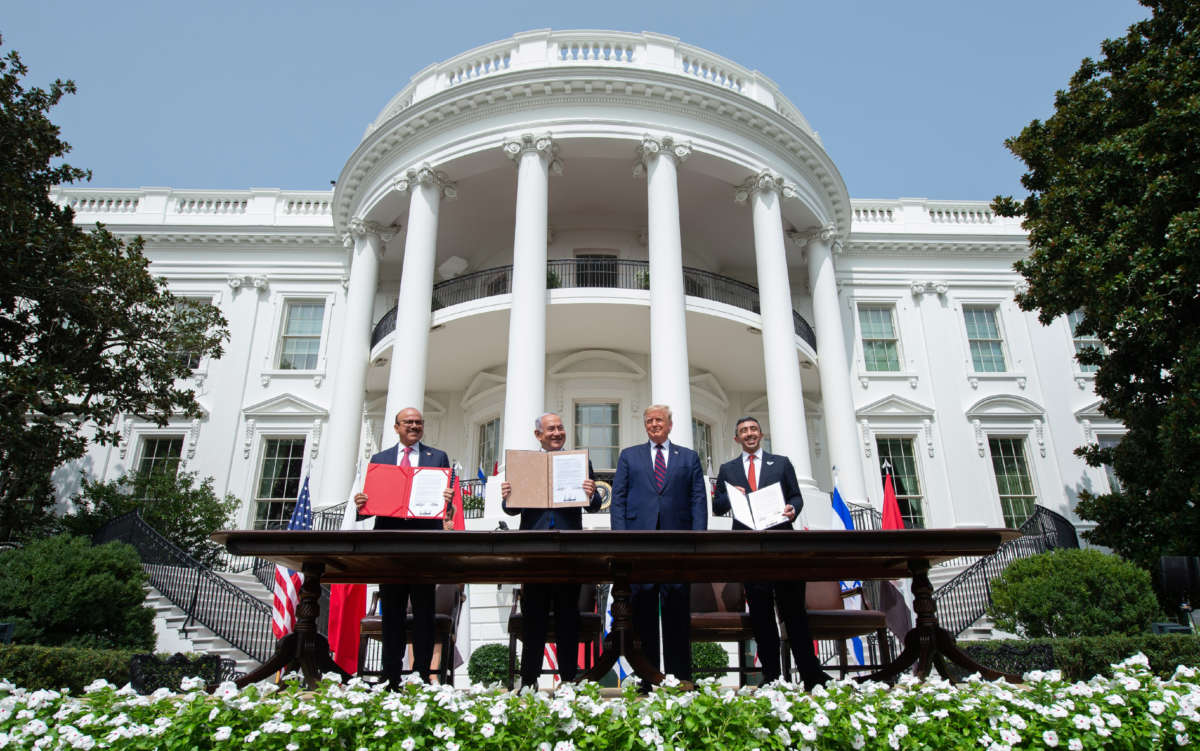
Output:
[53, 30, 1122, 658]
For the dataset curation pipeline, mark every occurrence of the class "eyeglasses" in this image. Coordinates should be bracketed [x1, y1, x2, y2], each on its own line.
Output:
[396, 419, 424, 426]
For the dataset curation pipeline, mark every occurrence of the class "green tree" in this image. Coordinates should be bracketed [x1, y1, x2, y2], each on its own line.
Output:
[62, 471, 240, 566]
[992, 1, 1200, 571]
[0, 38, 228, 541]
[0, 535, 155, 650]
[988, 548, 1160, 638]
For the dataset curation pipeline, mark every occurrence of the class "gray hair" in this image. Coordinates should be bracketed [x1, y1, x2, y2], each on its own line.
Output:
[534, 412, 561, 432]
[643, 404, 673, 421]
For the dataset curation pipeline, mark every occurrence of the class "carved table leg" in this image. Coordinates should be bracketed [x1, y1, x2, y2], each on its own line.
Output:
[858, 559, 1020, 684]
[580, 562, 667, 687]
[235, 560, 350, 689]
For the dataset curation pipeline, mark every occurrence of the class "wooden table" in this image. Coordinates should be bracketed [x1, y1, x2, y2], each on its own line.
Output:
[214, 528, 1021, 687]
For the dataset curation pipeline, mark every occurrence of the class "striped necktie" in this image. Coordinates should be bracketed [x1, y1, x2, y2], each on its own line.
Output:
[654, 444, 667, 491]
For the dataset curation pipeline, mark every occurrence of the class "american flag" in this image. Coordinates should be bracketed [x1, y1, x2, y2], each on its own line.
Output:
[271, 474, 313, 638]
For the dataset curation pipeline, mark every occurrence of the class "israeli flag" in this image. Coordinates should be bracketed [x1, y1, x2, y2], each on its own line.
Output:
[831, 486, 866, 665]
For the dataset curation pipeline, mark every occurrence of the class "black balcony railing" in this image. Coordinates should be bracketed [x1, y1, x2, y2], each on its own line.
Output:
[371, 259, 817, 350]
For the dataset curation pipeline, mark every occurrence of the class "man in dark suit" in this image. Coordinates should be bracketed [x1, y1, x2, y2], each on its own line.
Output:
[353, 406, 451, 686]
[711, 415, 830, 688]
[611, 404, 707, 682]
[499, 412, 602, 688]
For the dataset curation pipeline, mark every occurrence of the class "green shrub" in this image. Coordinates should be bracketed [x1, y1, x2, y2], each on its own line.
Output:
[0, 644, 134, 691]
[690, 641, 729, 680]
[62, 471, 239, 566]
[468, 642, 514, 685]
[963, 633, 1200, 680]
[0, 535, 154, 650]
[988, 548, 1160, 638]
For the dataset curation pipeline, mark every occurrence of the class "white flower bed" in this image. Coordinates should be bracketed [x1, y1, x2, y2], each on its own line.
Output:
[0, 655, 1197, 749]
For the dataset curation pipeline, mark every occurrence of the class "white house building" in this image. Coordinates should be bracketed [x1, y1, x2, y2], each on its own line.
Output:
[54, 30, 1121, 667]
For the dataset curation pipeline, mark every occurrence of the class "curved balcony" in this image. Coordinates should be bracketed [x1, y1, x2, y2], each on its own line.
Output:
[370, 259, 817, 351]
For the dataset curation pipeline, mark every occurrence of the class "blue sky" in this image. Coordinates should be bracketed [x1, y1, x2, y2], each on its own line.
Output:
[5, 1, 1147, 200]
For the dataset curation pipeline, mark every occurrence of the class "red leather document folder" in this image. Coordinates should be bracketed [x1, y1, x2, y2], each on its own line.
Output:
[361, 463, 450, 519]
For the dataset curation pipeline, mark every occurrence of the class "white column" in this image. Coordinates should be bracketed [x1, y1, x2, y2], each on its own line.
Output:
[500, 134, 561, 453]
[382, 165, 456, 439]
[803, 227, 869, 503]
[318, 221, 389, 505]
[637, 135, 694, 446]
[736, 171, 814, 485]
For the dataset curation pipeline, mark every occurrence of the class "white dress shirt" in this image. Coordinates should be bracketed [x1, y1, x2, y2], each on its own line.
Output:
[650, 439, 672, 468]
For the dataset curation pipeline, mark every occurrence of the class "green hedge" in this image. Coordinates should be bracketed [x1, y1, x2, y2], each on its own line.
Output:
[0, 644, 134, 692]
[964, 632, 1200, 680]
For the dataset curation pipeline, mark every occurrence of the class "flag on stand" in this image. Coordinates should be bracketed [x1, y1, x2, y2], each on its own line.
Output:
[830, 486, 866, 665]
[328, 468, 370, 673]
[601, 586, 632, 685]
[477, 465, 487, 487]
[450, 472, 465, 531]
[543, 644, 559, 684]
[271, 475, 313, 639]
[880, 465, 913, 639]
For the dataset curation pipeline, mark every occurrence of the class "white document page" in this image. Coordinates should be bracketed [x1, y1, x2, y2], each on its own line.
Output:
[551, 452, 588, 505]
[409, 468, 449, 517]
[724, 482, 756, 529]
[746, 482, 790, 530]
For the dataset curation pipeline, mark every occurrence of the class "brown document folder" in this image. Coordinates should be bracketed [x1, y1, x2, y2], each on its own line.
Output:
[504, 449, 590, 509]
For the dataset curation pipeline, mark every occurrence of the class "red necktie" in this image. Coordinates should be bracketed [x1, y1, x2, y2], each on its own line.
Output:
[747, 454, 757, 491]
[654, 444, 667, 491]
[400, 446, 412, 467]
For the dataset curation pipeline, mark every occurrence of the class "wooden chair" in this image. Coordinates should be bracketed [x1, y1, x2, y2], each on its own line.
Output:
[781, 580, 891, 679]
[357, 583, 466, 684]
[688, 582, 758, 686]
[505, 584, 604, 688]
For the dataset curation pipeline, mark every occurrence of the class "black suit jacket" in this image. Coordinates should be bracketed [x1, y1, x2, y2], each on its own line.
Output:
[711, 451, 804, 531]
[501, 459, 603, 529]
[362, 442, 450, 531]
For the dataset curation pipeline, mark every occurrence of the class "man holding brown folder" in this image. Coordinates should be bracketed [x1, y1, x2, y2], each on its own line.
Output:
[500, 412, 602, 688]
[353, 406, 451, 686]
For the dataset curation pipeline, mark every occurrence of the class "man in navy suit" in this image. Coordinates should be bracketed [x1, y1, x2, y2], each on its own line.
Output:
[611, 404, 707, 682]
[499, 412, 603, 688]
[712, 416, 830, 688]
[353, 406, 451, 686]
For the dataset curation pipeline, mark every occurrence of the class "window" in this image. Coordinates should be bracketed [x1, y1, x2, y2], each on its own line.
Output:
[138, 437, 183, 478]
[963, 306, 1007, 372]
[577, 254, 618, 288]
[1097, 434, 1123, 493]
[1067, 310, 1103, 373]
[169, 298, 210, 370]
[574, 403, 620, 470]
[858, 305, 901, 372]
[254, 438, 306, 529]
[278, 301, 325, 370]
[876, 437, 925, 528]
[988, 437, 1036, 527]
[477, 418, 501, 473]
[692, 419, 713, 475]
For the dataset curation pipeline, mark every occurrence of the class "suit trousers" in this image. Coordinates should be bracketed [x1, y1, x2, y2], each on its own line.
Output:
[745, 580, 824, 684]
[632, 582, 692, 681]
[520, 582, 583, 685]
[379, 582, 436, 684]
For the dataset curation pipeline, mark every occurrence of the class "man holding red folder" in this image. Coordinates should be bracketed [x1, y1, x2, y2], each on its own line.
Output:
[353, 406, 451, 686]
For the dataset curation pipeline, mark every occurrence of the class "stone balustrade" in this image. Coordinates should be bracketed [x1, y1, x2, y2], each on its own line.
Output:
[369, 30, 815, 139]
[52, 188, 335, 227]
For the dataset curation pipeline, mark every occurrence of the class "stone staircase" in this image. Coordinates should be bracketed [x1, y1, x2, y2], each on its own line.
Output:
[146, 570, 273, 675]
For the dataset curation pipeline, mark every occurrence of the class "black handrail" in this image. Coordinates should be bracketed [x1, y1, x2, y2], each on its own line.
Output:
[931, 505, 1079, 637]
[94, 512, 277, 664]
[370, 259, 817, 350]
